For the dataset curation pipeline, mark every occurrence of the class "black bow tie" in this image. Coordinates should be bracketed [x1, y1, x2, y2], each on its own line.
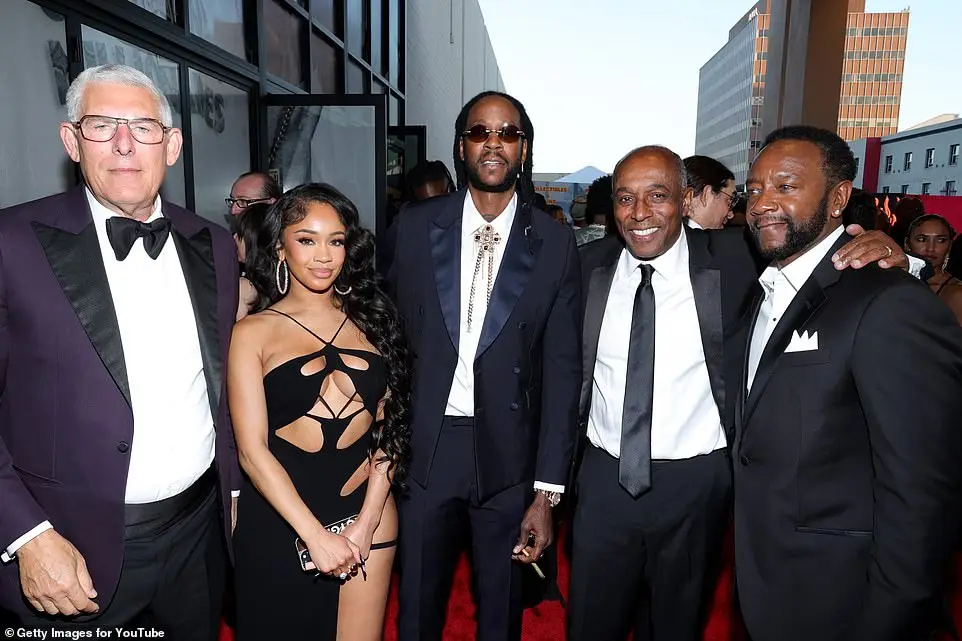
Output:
[106, 216, 172, 261]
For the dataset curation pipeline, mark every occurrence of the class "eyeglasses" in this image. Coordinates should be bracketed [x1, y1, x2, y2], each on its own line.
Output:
[225, 197, 272, 210]
[73, 115, 169, 145]
[720, 190, 740, 209]
[461, 124, 525, 144]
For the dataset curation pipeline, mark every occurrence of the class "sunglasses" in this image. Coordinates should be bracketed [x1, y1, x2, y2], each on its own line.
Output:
[461, 124, 525, 144]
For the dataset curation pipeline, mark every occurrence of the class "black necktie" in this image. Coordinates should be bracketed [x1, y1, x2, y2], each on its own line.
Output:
[106, 216, 172, 261]
[620, 263, 655, 498]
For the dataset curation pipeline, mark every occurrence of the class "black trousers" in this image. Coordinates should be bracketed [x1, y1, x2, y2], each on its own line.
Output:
[397, 416, 528, 641]
[19, 469, 226, 640]
[568, 446, 732, 641]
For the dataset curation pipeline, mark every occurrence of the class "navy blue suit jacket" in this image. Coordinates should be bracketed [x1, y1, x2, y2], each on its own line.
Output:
[386, 190, 582, 501]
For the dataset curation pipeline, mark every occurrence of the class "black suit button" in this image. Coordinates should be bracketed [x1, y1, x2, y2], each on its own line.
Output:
[117, 441, 130, 453]
[518, 322, 527, 330]
[510, 402, 519, 411]
[739, 455, 750, 467]
[513, 366, 521, 374]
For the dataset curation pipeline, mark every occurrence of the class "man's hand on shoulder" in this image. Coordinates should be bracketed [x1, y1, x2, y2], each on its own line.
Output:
[832, 224, 908, 271]
[17, 529, 98, 616]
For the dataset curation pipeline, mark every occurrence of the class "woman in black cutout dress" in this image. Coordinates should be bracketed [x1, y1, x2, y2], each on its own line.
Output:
[905, 214, 962, 325]
[228, 183, 411, 640]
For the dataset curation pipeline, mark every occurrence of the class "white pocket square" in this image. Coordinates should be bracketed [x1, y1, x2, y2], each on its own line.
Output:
[785, 330, 818, 353]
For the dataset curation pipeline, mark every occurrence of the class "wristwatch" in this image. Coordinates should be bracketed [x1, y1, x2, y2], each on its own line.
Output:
[536, 489, 561, 508]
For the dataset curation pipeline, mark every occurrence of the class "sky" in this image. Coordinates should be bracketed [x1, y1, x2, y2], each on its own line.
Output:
[477, 0, 962, 174]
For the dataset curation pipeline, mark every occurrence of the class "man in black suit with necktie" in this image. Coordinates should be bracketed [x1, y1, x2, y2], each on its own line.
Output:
[567, 145, 909, 641]
[386, 91, 581, 641]
[734, 125, 962, 641]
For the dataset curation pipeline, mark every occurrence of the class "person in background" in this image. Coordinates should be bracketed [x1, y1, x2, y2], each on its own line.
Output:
[571, 199, 588, 229]
[229, 183, 411, 640]
[904, 214, 962, 324]
[683, 155, 737, 230]
[841, 188, 887, 232]
[230, 202, 271, 321]
[226, 171, 281, 221]
[575, 174, 612, 246]
[533, 192, 548, 212]
[0, 64, 239, 639]
[546, 204, 569, 225]
[406, 160, 455, 203]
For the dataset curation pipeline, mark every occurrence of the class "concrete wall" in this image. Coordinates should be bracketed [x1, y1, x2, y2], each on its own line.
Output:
[405, 0, 506, 178]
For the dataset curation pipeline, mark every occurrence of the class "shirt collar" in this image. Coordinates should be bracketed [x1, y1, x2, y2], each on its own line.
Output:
[85, 187, 163, 225]
[687, 218, 704, 230]
[462, 191, 517, 239]
[618, 224, 689, 282]
[759, 225, 845, 293]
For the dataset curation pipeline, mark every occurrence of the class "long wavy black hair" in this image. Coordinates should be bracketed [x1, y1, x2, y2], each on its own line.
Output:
[245, 183, 412, 483]
[452, 91, 536, 207]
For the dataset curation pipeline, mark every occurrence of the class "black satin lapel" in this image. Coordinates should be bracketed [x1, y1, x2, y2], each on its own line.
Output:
[430, 217, 461, 351]
[476, 216, 540, 359]
[33, 221, 131, 406]
[171, 229, 221, 418]
[736, 289, 763, 442]
[579, 263, 617, 416]
[743, 278, 826, 421]
[690, 262, 725, 420]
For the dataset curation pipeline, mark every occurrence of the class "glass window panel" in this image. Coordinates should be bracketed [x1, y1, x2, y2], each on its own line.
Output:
[347, 60, 367, 94]
[81, 25, 186, 206]
[389, 95, 399, 126]
[266, 104, 378, 232]
[311, 34, 339, 93]
[313, 0, 342, 37]
[371, 80, 384, 94]
[265, 0, 306, 89]
[388, 0, 400, 85]
[188, 69, 251, 225]
[347, 0, 369, 59]
[0, 0, 72, 207]
[125, 0, 176, 22]
[189, 0, 247, 60]
[370, 0, 382, 73]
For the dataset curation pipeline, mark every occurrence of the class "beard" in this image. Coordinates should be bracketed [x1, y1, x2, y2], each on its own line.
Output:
[751, 192, 831, 263]
[464, 152, 524, 194]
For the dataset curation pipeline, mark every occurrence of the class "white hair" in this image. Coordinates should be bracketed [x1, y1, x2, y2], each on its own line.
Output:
[66, 64, 173, 127]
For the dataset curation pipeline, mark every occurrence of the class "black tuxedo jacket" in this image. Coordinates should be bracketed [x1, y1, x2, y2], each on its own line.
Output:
[572, 227, 759, 480]
[733, 232, 962, 641]
[386, 190, 582, 501]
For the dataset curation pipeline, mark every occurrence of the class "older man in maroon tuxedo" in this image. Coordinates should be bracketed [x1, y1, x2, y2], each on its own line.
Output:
[0, 64, 239, 639]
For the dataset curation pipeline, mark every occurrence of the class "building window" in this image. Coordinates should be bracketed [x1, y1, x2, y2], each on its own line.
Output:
[189, 0, 247, 60]
[265, 0, 307, 89]
[854, 157, 860, 174]
[947, 181, 958, 196]
[901, 185, 909, 194]
[882, 186, 890, 194]
[922, 182, 931, 195]
[884, 155, 893, 173]
[925, 148, 935, 168]
[950, 144, 960, 166]
[904, 152, 912, 172]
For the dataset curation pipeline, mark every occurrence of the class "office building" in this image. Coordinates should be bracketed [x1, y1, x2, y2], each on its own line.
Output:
[695, 0, 909, 186]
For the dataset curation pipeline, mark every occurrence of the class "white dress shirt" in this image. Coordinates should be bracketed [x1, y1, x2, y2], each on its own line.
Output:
[3, 190, 217, 561]
[445, 192, 517, 416]
[747, 225, 845, 391]
[587, 228, 727, 461]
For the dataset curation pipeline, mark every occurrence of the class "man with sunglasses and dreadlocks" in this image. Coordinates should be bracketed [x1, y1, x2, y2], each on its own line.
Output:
[386, 91, 581, 641]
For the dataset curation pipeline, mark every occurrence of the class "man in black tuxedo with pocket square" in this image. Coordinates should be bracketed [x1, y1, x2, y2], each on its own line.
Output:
[567, 144, 910, 641]
[387, 91, 581, 641]
[734, 125, 962, 641]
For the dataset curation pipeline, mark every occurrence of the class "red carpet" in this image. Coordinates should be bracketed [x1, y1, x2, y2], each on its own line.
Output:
[219, 534, 962, 640]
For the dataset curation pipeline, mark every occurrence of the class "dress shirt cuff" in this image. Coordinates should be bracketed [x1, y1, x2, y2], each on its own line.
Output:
[907, 255, 925, 279]
[533, 481, 565, 493]
[2, 521, 53, 563]
[231, 490, 240, 498]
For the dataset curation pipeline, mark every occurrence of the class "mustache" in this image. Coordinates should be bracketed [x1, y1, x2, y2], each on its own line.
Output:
[750, 215, 792, 229]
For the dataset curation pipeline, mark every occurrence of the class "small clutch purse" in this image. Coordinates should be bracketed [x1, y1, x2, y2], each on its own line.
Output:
[294, 514, 359, 571]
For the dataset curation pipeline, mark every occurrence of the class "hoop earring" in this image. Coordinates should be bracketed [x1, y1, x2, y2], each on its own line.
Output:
[334, 283, 352, 296]
[275, 260, 289, 295]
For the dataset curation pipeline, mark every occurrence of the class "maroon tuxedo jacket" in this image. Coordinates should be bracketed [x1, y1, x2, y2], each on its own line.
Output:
[0, 186, 240, 615]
